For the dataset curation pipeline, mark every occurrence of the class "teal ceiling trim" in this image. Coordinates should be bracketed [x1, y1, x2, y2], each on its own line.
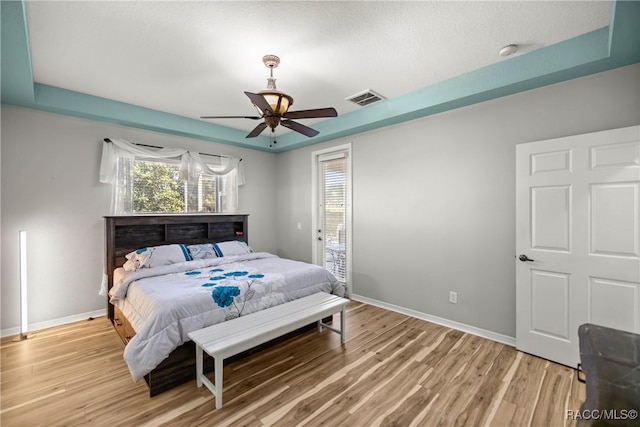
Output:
[32, 83, 271, 151]
[2, 0, 639, 153]
[608, 0, 640, 59]
[1, 0, 35, 104]
[275, 27, 613, 151]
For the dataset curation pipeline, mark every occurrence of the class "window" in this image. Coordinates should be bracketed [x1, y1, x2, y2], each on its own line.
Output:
[100, 138, 241, 215]
[119, 157, 236, 214]
[320, 154, 347, 281]
[130, 158, 222, 213]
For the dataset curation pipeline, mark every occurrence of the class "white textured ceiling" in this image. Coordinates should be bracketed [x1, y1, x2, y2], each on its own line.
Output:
[25, 1, 611, 135]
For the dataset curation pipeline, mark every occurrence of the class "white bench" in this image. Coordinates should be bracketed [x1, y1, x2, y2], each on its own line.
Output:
[187, 292, 349, 408]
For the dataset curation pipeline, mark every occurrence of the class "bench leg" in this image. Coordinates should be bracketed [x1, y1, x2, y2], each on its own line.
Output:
[195, 344, 203, 388]
[317, 307, 347, 345]
[196, 354, 223, 409]
[214, 357, 223, 409]
[340, 305, 346, 345]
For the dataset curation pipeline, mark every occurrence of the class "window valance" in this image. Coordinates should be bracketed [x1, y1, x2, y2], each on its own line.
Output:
[99, 138, 245, 185]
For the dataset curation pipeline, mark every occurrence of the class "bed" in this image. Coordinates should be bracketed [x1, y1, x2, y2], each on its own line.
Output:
[105, 214, 345, 396]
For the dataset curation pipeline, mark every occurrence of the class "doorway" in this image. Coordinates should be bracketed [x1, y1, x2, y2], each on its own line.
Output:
[312, 144, 352, 293]
[515, 126, 640, 366]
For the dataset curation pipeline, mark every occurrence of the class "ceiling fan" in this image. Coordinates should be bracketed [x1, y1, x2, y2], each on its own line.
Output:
[201, 55, 338, 139]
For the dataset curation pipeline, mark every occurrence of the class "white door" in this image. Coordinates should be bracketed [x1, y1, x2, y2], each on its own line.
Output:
[312, 144, 352, 289]
[516, 126, 640, 367]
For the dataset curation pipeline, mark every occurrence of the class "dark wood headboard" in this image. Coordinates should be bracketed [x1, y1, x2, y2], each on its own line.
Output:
[104, 214, 248, 322]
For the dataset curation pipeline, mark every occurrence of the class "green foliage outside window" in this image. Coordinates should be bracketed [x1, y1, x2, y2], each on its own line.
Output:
[132, 160, 217, 213]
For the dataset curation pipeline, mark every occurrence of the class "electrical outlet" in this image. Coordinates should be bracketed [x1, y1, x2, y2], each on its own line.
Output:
[449, 291, 458, 304]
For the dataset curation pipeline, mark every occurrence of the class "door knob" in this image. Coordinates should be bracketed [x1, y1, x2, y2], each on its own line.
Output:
[518, 254, 535, 262]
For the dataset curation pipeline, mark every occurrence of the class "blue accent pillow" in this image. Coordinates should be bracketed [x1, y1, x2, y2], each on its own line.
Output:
[213, 241, 253, 257]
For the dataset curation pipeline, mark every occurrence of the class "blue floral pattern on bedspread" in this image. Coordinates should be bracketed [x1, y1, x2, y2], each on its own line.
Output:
[212, 286, 241, 307]
[197, 268, 271, 320]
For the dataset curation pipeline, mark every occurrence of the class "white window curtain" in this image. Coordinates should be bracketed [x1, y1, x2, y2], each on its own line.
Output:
[99, 138, 244, 214]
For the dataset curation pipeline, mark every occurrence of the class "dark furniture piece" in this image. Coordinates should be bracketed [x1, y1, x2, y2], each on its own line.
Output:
[105, 214, 248, 396]
[578, 323, 640, 426]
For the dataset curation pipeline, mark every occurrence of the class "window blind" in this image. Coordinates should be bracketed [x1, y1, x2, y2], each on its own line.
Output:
[321, 154, 347, 280]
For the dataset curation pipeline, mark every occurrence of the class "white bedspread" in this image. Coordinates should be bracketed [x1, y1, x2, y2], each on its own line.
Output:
[109, 252, 345, 381]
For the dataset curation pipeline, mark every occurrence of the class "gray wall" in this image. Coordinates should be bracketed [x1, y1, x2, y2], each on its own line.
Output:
[275, 64, 640, 338]
[2, 64, 638, 337]
[1, 106, 277, 333]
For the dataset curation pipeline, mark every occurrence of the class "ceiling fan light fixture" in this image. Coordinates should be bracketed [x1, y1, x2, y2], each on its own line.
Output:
[259, 90, 293, 115]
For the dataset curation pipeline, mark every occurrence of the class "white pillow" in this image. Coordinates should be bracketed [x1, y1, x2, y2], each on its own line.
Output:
[123, 244, 191, 271]
[187, 243, 218, 260]
[213, 241, 253, 257]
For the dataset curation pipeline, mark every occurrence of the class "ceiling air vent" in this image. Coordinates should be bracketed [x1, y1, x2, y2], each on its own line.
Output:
[346, 89, 386, 107]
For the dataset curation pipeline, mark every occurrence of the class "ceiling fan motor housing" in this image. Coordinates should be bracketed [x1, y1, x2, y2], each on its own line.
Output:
[264, 115, 280, 130]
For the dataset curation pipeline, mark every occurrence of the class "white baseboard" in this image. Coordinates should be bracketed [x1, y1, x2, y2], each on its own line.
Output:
[1, 309, 107, 338]
[2, 298, 516, 347]
[350, 294, 516, 347]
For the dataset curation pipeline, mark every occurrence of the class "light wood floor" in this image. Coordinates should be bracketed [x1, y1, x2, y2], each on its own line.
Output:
[1, 301, 584, 427]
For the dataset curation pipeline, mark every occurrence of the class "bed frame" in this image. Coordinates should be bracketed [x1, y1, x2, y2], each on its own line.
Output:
[105, 214, 249, 396]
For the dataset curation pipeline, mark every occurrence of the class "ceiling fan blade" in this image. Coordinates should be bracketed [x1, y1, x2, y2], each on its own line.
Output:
[283, 107, 338, 120]
[246, 122, 268, 138]
[200, 115, 262, 120]
[281, 119, 319, 138]
[244, 92, 274, 115]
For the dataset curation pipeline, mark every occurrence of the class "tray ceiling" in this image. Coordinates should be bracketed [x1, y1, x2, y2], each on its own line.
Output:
[2, 1, 639, 152]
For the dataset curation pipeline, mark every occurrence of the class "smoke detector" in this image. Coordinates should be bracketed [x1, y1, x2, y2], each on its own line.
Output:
[499, 44, 518, 57]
